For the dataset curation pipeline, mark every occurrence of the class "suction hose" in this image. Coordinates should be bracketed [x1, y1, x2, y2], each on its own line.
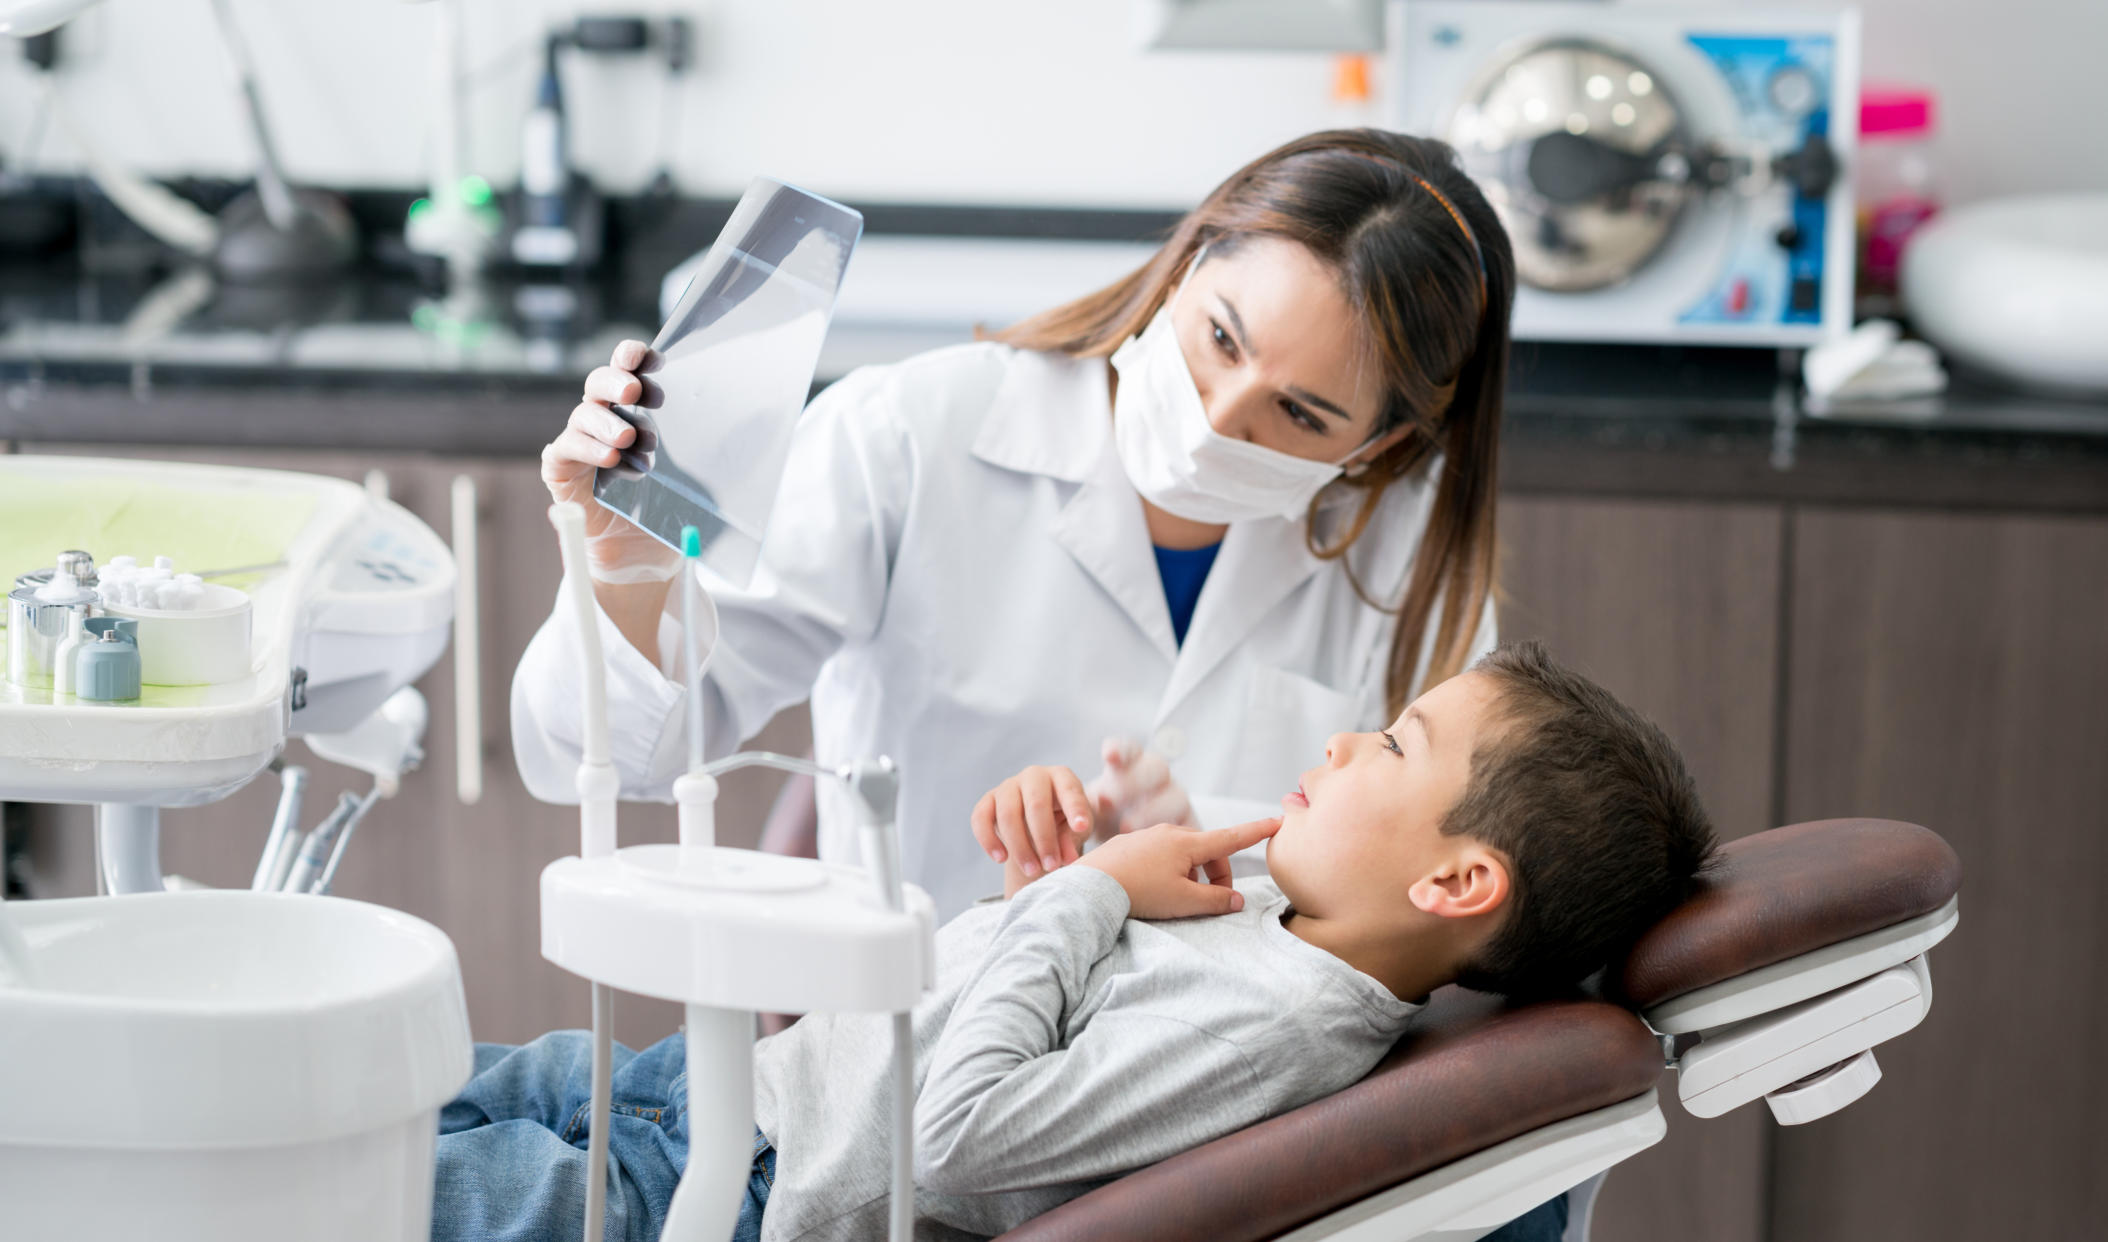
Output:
[852, 759, 916, 1242]
[549, 503, 616, 1242]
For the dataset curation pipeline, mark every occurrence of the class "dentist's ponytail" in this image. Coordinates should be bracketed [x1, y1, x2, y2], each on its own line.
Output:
[995, 129, 1515, 715]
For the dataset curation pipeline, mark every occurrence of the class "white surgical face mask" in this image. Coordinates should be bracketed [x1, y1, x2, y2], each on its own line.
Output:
[1109, 283, 1364, 525]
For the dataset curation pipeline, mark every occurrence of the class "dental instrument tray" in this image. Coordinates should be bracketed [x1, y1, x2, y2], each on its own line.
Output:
[0, 457, 454, 806]
[594, 178, 863, 588]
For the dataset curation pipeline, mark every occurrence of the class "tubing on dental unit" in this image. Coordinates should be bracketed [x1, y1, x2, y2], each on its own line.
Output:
[281, 792, 359, 894]
[549, 504, 616, 860]
[548, 502, 615, 1242]
[252, 762, 308, 891]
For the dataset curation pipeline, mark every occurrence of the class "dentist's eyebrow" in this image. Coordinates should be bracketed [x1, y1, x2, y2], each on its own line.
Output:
[1218, 294, 1355, 424]
[1287, 383, 1354, 424]
[1216, 295, 1257, 358]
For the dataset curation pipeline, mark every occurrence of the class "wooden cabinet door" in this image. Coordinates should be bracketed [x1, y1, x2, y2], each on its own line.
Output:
[1773, 509, 2108, 1242]
[1498, 495, 1786, 1242]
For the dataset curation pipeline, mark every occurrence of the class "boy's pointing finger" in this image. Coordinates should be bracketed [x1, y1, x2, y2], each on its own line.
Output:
[1190, 817, 1282, 862]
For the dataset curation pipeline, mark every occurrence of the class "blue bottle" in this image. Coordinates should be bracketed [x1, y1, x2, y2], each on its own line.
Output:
[75, 619, 141, 703]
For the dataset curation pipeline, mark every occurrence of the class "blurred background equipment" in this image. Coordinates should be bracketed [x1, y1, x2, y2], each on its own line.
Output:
[509, 13, 692, 271]
[402, 0, 503, 286]
[1853, 84, 1939, 315]
[1, 0, 356, 279]
[1134, 0, 1383, 51]
[1902, 192, 2108, 395]
[1394, 1, 1859, 346]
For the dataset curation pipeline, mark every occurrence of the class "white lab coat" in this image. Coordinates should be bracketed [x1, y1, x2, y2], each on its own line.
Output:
[512, 341, 1495, 920]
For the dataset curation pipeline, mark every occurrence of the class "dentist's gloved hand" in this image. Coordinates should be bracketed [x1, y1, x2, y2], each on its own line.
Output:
[1085, 737, 1196, 838]
[1079, 819, 1281, 919]
[972, 765, 1094, 882]
[541, 339, 682, 584]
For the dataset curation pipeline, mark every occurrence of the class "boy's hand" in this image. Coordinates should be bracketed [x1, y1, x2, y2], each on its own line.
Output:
[973, 765, 1094, 879]
[1077, 819, 1281, 920]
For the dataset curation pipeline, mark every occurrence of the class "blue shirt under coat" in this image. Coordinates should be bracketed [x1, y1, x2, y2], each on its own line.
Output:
[1152, 542, 1222, 647]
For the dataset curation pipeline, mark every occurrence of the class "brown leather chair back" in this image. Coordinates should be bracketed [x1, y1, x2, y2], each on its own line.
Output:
[1614, 818, 1961, 1011]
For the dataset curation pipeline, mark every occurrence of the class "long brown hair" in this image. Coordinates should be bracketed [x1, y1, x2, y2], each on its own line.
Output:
[991, 129, 1515, 716]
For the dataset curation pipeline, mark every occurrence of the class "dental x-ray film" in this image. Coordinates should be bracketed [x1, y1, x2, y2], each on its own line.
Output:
[593, 178, 863, 587]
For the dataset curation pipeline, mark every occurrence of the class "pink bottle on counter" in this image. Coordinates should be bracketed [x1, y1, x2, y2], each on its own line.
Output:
[1857, 86, 1941, 308]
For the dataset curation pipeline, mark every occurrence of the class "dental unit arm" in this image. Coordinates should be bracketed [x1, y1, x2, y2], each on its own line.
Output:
[542, 504, 933, 1242]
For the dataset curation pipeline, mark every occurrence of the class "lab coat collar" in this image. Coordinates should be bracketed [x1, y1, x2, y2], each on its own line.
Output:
[985, 349, 1184, 657]
[1051, 443, 1181, 661]
[1049, 447, 1332, 684]
[970, 348, 1111, 483]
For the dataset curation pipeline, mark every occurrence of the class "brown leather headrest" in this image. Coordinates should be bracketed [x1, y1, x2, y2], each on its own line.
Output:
[994, 988, 1661, 1242]
[1614, 818, 1961, 1012]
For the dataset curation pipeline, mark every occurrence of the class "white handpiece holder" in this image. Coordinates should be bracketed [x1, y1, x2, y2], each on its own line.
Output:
[542, 505, 930, 1242]
[541, 756, 934, 1242]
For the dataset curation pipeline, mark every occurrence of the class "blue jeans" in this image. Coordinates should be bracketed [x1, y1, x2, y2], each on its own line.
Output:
[1484, 1193, 1569, 1242]
[431, 1032, 772, 1242]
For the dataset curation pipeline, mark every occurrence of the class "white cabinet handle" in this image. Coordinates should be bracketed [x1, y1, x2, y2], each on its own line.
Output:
[451, 474, 483, 805]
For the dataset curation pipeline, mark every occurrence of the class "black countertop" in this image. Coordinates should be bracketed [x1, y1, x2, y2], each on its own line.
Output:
[4, 256, 2106, 516]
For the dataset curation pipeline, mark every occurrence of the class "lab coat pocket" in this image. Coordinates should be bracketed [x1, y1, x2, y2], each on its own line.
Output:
[1235, 664, 1367, 800]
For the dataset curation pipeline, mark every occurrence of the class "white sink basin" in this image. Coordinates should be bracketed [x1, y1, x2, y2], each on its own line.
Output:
[0, 892, 473, 1242]
[1903, 192, 2108, 394]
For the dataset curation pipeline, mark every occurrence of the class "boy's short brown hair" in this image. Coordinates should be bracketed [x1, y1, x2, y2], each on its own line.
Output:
[1445, 640, 1716, 997]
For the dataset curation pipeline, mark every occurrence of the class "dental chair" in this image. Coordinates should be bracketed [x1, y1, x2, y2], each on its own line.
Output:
[995, 817, 1961, 1242]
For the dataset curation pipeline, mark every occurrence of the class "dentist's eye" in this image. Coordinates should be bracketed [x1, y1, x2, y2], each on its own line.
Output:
[1209, 319, 1239, 360]
[1282, 399, 1325, 434]
[1381, 730, 1402, 756]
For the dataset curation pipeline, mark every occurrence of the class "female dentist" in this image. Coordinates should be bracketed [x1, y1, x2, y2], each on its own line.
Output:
[513, 128, 1514, 923]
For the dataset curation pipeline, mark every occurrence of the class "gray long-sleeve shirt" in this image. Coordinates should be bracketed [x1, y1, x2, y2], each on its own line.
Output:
[752, 865, 1423, 1242]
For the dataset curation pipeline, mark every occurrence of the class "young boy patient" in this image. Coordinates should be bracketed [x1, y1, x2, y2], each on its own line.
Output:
[433, 641, 1715, 1242]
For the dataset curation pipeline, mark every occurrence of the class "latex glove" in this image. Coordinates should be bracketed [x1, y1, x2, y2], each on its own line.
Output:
[1085, 737, 1196, 839]
[540, 339, 682, 584]
[1078, 819, 1280, 919]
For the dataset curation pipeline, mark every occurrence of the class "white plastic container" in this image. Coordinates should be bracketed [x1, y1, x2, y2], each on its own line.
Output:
[104, 581, 255, 686]
[0, 892, 473, 1242]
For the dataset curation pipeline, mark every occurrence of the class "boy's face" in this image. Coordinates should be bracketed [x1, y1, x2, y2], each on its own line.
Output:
[1267, 670, 1511, 926]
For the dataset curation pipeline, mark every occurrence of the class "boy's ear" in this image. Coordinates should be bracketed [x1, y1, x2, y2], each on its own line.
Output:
[1407, 844, 1511, 921]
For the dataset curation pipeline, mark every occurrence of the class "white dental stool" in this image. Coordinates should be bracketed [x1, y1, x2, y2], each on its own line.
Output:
[0, 891, 472, 1241]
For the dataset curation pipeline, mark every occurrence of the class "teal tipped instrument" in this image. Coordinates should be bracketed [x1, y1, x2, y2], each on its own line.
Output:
[679, 525, 712, 775]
